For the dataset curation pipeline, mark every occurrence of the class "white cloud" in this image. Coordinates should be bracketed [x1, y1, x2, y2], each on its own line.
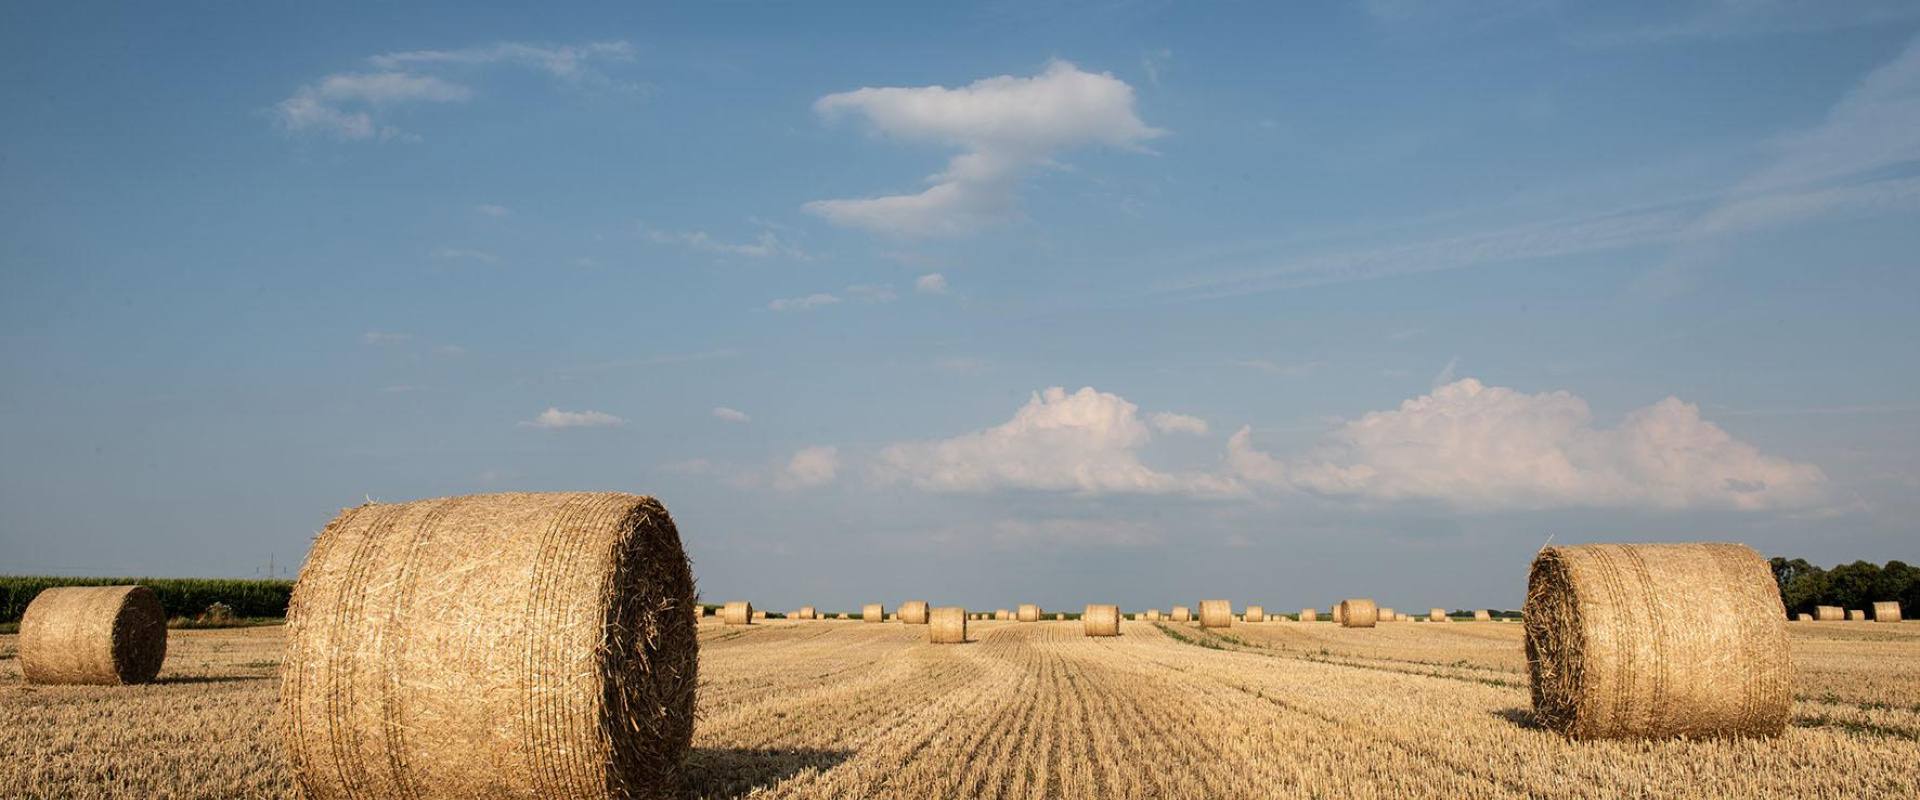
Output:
[518, 407, 625, 429]
[880, 386, 1242, 497]
[914, 273, 952, 295]
[804, 60, 1164, 237]
[712, 406, 751, 423]
[317, 72, 472, 104]
[779, 446, 839, 490]
[645, 228, 806, 259]
[370, 41, 635, 79]
[1149, 412, 1210, 436]
[1228, 378, 1829, 511]
[360, 331, 411, 347]
[768, 293, 841, 312]
[474, 204, 510, 217]
[433, 247, 500, 263]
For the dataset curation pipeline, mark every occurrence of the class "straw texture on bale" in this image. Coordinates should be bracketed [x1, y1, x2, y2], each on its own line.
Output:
[1338, 598, 1378, 629]
[1170, 606, 1191, 623]
[1299, 609, 1317, 623]
[1475, 609, 1493, 622]
[1017, 604, 1041, 622]
[1083, 605, 1120, 637]
[994, 609, 1010, 621]
[1875, 601, 1902, 623]
[282, 491, 698, 800]
[798, 606, 816, 620]
[900, 601, 930, 625]
[1847, 609, 1866, 621]
[19, 585, 168, 686]
[1199, 600, 1233, 628]
[1332, 604, 1345, 624]
[1795, 613, 1812, 622]
[929, 607, 967, 644]
[1376, 607, 1394, 622]
[1429, 608, 1448, 622]
[863, 604, 884, 622]
[1524, 542, 1789, 740]
[1244, 605, 1266, 623]
[1815, 605, 1843, 621]
[723, 601, 754, 626]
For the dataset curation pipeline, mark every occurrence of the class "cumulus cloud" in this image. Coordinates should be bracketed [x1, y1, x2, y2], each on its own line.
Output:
[779, 446, 839, 490]
[519, 407, 625, 429]
[1149, 412, 1210, 436]
[713, 406, 750, 423]
[804, 60, 1164, 237]
[880, 386, 1241, 497]
[1228, 378, 1828, 511]
[914, 273, 952, 295]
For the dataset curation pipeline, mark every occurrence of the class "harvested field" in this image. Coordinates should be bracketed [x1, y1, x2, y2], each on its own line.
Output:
[4, 619, 1918, 798]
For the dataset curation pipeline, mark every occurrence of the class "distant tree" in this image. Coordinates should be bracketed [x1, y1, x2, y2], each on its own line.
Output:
[1826, 561, 1883, 613]
[1770, 557, 1828, 615]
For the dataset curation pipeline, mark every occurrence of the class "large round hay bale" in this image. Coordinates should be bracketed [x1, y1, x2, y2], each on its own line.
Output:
[1524, 542, 1789, 740]
[723, 601, 754, 626]
[1874, 602, 1902, 623]
[1299, 608, 1317, 623]
[1429, 608, 1448, 622]
[798, 605, 816, 620]
[1474, 609, 1492, 622]
[1084, 604, 1120, 637]
[929, 607, 967, 644]
[863, 604, 884, 622]
[1338, 599, 1377, 629]
[19, 585, 167, 685]
[1847, 609, 1866, 621]
[1245, 605, 1266, 623]
[1017, 604, 1041, 622]
[282, 491, 697, 799]
[1199, 600, 1233, 628]
[900, 601, 930, 625]
[1814, 605, 1843, 621]
[1170, 605, 1192, 623]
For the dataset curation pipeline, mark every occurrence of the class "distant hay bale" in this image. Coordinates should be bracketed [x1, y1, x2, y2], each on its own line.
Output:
[1084, 605, 1120, 637]
[838, 613, 849, 620]
[1429, 608, 1448, 622]
[1017, 604, 1041, 622]
[1055, 612, 1066, 621]
[1475, 610, 1492, 622]
[1299, 609, 1317, 623]
[798, 605, 816, 620]
[1332, 603, 1345, 624]
[723, 601, 754, 626]
[900, 601, 929, 625]
[1874, 602, 1902, 623]
[1795, 613, 1812, 622]
[282, 491, 698, 798]
[19, 585, 168, 685]
[994, 609, 1010, 621]
[1376, 607, 1394, 622]
[1398, 613, 1411, 622]
[1338, 599, 1377, 629]
[1847, 609, 1866, 621]
[1524, 542, 1789, 740]
[863, 604, 884, 622]
[752, 611, 767, 621]
[1170, 606, 1192, 623]
[1200, 600, 1233, 628]
[1815, 605, 1843, 621]
[1245, 605, 1266, 623]
[929, 607, 967, 644]
[1145, 609, 1161, 621]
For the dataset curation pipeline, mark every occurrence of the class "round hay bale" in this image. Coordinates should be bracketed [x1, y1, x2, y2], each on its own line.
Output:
[1332, 603, 1345, 624]
[994, 609, 1010, 621]
[723, 601, 754, 626]
[929, 607, 967, 644]
[282, 491, 697, 798]
[1474, 609, 1493, 622]
[1874, 602, 1902, 623]
[752, 611, 767, 621]
[1429, 608, 1448, 622]
[1299, 608, 1317, 623]
[1847, 609, 1866, 621]
[1055, 612, 1066, 621]
[1170, 606, 1192, 623]
[1338, 599, 1377, 629]
[900, 601, 930, 625]
[1795, 613, 1812, 622]
[798, 605, 816, 620]
[1398, 613, 1411, 622]
[1375, 607, 1394, 622]
[838, 613, 850, 620]
[1084, 604, 1120, 637]
[1199, 600, 1233, 628]
[1017, 604, 1041, 623]
[1145, 609, 1161, 621]
[1245, 605, 1266, 623]
[1524, 542, 1789, 740]
[863, 604, 884, 622]
[19, 585, 167, 685]
[1815, 605, 1843, 621]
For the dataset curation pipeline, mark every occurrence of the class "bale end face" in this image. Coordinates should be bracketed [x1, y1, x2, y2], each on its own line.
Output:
[1524, 542, 1789, 741]
[19, 585, 168, 685]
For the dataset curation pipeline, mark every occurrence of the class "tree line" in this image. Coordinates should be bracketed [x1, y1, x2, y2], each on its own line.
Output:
[1769, 557, 1916, 617]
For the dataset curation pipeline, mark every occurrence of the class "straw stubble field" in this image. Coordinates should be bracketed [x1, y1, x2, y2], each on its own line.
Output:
[3, 618, 1918, 798]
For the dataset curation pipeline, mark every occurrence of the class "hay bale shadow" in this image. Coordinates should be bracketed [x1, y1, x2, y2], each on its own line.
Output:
[683, 746, 852, 799]
[1494, 707, 1546, 730]
[157, 675, 275, 685]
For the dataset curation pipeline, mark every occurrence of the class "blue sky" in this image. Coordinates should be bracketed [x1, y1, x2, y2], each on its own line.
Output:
[3, 1, 1917, 613]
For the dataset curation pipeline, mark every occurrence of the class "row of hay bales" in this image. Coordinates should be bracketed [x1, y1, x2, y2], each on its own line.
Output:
[1798, 603, 1902, 622]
